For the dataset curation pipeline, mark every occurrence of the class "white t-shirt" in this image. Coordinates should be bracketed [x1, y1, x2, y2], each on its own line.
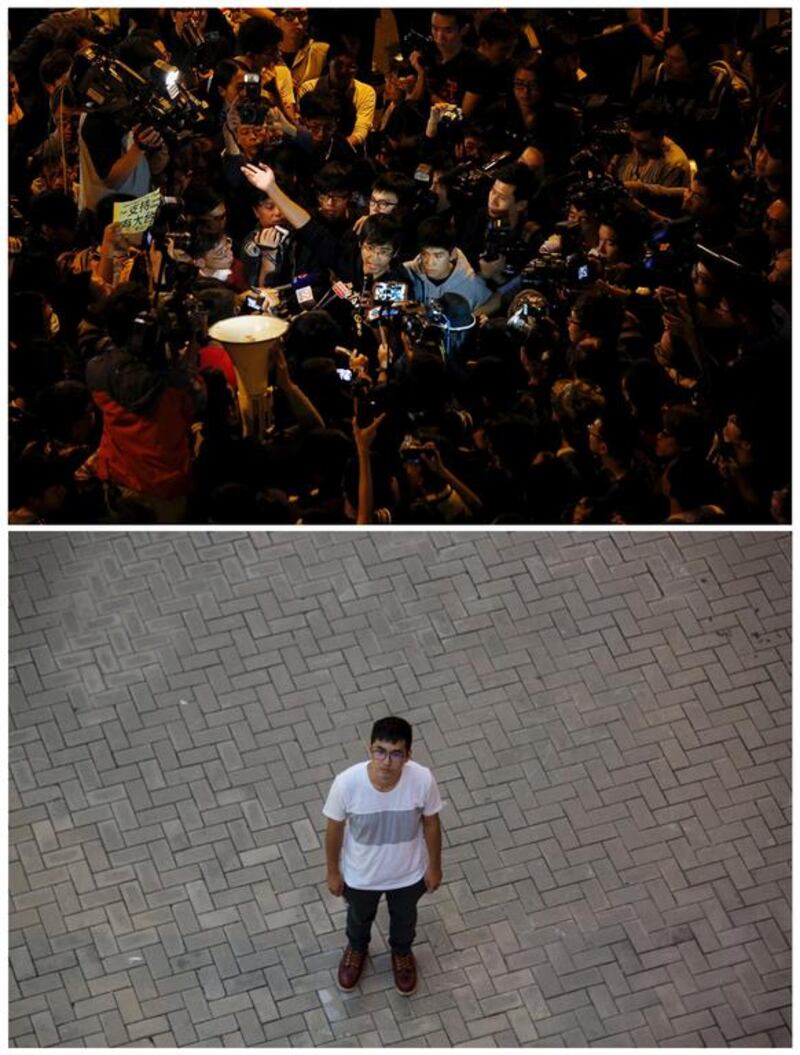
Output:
[323, 760, 443, 891]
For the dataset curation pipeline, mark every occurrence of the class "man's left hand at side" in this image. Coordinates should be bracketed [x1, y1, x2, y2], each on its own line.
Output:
[424, 866, 442, 893]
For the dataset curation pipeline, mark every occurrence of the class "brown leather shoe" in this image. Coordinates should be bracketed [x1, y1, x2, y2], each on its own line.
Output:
[391, 951, 417, 995]
[337, 945, 367, 991]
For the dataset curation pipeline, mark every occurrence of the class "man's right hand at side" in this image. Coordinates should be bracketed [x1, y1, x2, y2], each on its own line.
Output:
[327, 871, 345, 897]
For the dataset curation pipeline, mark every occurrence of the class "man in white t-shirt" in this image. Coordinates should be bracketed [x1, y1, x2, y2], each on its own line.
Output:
[323, 716, 443, 996]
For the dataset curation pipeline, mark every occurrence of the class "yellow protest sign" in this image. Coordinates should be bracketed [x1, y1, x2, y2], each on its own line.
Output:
[112, 190, 162, 233]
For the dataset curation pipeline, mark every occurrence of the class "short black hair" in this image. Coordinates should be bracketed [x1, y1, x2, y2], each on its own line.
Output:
[237, 16, 282, 55]
[182, 181, 224, 218]
[478, 11, 518, 45]
[432, 10, 471, 29]
[116, 32, 162, 72]
[416, 215, 456, 252]
[571, 289, 624, 348]
[372, 171, 416, 207]
[629, 101, 666, 137]
[370, 716, 412, 750]
[594, 413, 637, 463]
[492, 162, 534, 204]
[285, 309, 342, 362]
[315, 161, 355, 195]
[35, 381, 93, 441]
[102, 281, 151, 347]
[29, 190, 78, 232]
[360, 214, 402, 250]
[211, 57, 245, 95]
[300, 89, 344, 124]
[39, 49, 72, 89]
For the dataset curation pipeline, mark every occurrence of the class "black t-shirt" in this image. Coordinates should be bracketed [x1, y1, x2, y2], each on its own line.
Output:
[80, 111, 127, 181]
[426, 47, 485, 106]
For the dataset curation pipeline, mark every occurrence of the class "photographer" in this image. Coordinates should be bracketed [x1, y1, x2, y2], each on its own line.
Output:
[75, 36, 169, 212]
[407, 10, 484, 116]
[460, 162, 538, 283]
[234, 16, 297, 122]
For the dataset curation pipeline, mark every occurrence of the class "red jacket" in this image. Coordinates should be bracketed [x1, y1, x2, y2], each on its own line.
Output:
[87, 349, 205, 499]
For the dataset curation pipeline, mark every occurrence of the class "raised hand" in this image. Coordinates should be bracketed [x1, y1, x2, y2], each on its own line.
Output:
[241, 162, 276, 193]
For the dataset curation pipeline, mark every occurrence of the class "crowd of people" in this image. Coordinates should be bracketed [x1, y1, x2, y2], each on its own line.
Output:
[8, 8, 791, 524]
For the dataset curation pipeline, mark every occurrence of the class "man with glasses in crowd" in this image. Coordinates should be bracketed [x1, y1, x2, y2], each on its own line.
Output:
[323, 717, 443, 996]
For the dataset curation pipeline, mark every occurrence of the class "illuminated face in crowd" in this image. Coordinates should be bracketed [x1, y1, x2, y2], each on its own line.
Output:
[488, 179, 523, 225]
[763, 199, 791, 249]
[755, 144, 787, 194]
[361, 240, 395, 278]
[419, 246, 455, 281]
[567, 202, 598, 248]
[238, 123, 267, 157]
[629, 127, 662, 159]
[682, 178, 712, 219]
[691, 260, 716, 301]
[275, 9, 308, 49]
[195, 234, 234, 275]
[596, 224, 620, 264]
[198, 202, 228, 238]
[479, 36, 516, 66]
[329, 53, 358, 91]
[304, 116, 336, 146]
[219, 68, 245, 107]
[431, 13, 465, 60]
[512, 67, 541, 109]
[663, 43, 693, 83]
[317, 188, 350, 222]
[254, 197, 285, 229]
[368, 190, 399, 216]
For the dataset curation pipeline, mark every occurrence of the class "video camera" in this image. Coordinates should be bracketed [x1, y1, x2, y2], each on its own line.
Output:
[401, 29, 438, 69]
[517, 251, 602, 301]
[147, 196, 204, 259]
[447, 149, 515, 206]
[128, 285, 208, 366]
[70, 44, 212, 141]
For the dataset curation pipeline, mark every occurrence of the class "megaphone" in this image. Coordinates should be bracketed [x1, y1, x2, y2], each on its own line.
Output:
[208, 314, 289, 439]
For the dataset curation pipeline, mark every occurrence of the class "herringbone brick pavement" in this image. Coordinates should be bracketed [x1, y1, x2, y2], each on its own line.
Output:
[9, 531, 791, 1048]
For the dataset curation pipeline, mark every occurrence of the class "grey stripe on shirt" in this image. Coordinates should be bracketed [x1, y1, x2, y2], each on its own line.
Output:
[349, 807, 422, 845]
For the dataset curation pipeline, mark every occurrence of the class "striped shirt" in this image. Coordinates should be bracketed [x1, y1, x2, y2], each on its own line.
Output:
[323, 760, 443, 890]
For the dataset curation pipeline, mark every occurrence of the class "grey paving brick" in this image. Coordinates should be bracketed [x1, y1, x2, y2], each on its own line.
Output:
[8, 532, 790, 1048]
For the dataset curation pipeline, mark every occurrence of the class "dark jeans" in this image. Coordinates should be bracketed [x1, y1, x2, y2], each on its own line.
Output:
[344, 877, 427, 955]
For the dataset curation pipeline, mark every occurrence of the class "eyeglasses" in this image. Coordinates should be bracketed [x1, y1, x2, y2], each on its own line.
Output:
[371, 747, 406, 763]
[370, 195, 398, 211]
[362, 244, 394, 258]
[318, 191, 350, 202]
[513, 80, 538, 90]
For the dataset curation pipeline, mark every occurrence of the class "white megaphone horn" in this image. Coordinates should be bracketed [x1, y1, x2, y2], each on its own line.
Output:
[208, 314, 289, 439]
